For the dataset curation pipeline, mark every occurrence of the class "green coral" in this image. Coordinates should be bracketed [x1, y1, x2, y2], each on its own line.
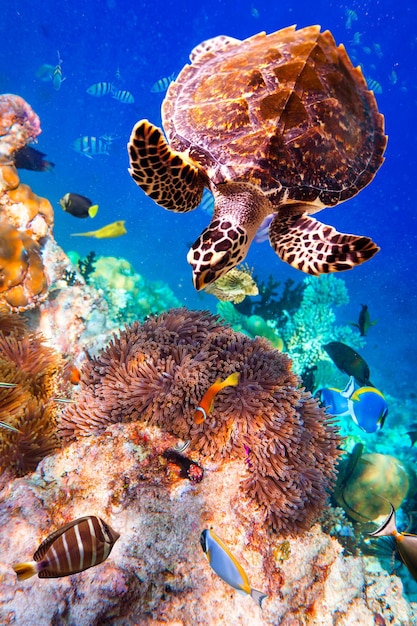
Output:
[216, 301, 284, 349]
[83, 255, 181, 325]
[280, 275, 365, 385]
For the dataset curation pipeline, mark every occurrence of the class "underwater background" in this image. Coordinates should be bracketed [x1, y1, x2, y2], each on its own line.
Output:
[1, 0, 417, 623]
[2, 0, 416, 395]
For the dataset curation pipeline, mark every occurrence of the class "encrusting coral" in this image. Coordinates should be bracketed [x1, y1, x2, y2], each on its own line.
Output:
[60, 308, 342, 534]
[0, 313, 70, 475]
[0, 94, 54, 311]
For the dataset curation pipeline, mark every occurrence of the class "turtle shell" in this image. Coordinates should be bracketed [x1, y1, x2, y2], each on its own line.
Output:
[162, 25, 386, 210]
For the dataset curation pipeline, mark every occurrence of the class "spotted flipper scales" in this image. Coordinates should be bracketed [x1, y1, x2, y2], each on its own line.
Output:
[128, 120, 205, 212]
[269, 213, 379, 275]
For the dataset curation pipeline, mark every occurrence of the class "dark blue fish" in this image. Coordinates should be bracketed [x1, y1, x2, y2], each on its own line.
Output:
[14, 146, 54, 172]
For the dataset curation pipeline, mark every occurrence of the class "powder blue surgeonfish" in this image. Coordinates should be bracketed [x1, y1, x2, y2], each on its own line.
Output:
[200, 529, 267, 608]
[317, 376, 388, 433]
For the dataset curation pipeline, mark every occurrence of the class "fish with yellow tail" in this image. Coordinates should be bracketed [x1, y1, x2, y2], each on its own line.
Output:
[200, 529, 267, 608]
[13, 516, 120, 580]
[368, 504, 417, 582]
[194, 372, 239, 424]
[71, 220, 127, 239]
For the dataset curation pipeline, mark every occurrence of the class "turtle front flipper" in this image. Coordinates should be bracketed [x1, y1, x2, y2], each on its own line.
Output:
[269, 212, 379, 275]
[128, 120, 205, 212]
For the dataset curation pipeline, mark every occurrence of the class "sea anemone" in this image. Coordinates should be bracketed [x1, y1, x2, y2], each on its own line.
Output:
[60, 308, 342, 534]
[0, 313, 68, 475]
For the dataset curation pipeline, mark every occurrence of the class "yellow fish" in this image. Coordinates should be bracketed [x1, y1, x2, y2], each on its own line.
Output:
[71, 220, 127, 239]
[194, 373, 239, 424]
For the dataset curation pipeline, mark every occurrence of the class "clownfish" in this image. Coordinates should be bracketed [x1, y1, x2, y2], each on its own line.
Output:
[200, 529, 267, 608]
[194, 373, 239, 424]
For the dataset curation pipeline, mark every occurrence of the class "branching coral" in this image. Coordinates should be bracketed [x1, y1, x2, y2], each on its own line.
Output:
[0, 94, 54, 311]
[0, 313, 69, 475]
[281, 275, 365, 383]
[60, 308, 342, 534]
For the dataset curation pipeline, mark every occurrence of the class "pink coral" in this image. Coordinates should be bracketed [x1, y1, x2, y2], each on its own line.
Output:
[0, 95, 40, 161]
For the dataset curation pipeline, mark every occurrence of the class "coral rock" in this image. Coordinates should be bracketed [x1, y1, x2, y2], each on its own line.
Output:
[0, 422, 414, 625]
[0, 94, 40, 161]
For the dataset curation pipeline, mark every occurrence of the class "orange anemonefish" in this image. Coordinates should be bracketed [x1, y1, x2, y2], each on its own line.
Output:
[194, 373, 239, 424]
[69, 365, 81, 385]
[200, 528, 267, 608]
[13, 516, 120, 580]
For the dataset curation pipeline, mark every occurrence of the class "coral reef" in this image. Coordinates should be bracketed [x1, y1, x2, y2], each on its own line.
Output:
[217, 301, 284, 349]
[0, 422, 414, 625]
[281, 274, 365, 384]
[0, 313, 70, 475]
[0, 94, 54, 311]
[67, 252, 182, 325]
[60, 308, 341, 534]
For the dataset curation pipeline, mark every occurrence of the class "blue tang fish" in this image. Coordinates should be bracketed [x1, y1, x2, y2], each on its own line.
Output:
[317, 376, 388, 433]
[200, 529, 267, 608]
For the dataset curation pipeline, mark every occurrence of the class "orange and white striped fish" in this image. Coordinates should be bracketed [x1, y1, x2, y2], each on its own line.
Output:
[194, 372, 240, 424]
[13, 516, 120, 580]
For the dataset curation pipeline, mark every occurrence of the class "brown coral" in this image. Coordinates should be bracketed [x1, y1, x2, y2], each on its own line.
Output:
[0, 313, 68, 475]
[60, 308, 342, 534]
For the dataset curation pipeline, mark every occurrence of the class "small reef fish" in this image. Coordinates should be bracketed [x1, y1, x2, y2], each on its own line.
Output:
[59, 193, 99, 219]
[368, 504, 417, 582]
[0, 421, 22, 434]
[198, 188, 215, 216]
[0, 382, 17, 388]
[151, 72, 176, 93]
[69, 365, 81, 385]
[86, 82, 114, 97]
[345, 8, 358, 29]
[200, 529, 267, 608]
[351, 304, 377, 336]
[350, 31, 362, 45]
[52, 52, 64, 90]
[366, 77, 383, 94]
[194, 373, 240, 424]
[203, 265, 258, 304]
[112, 89, 134, 104]
[13, 516, 120, 580]
[14, 146, 54, 172]
[317, 376, 388, 433]
[323, 341, 373, 387]
[71, 136, 112, 158]
[388, 70, 398, 85]
[71, 220, 127, 239]
[253, 214, 273, 243]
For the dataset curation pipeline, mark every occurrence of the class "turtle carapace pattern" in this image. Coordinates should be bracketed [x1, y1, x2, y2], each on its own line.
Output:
[128, 25, 387, 290]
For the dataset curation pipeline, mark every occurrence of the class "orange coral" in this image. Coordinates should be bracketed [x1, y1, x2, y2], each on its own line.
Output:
[0, 223, 48, 311]
[60, 308, 342, 534]
[0, 313, 68, 475]
[0, 95, 53, 312]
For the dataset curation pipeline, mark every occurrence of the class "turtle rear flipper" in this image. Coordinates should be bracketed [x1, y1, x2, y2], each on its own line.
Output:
[269, 213, 379, 275]
[128, 120, 205, 212]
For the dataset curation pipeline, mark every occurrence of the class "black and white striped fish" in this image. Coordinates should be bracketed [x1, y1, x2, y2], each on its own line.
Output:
[112, 89, 134, 104]
[13, 516, 120, 580]
[87, 82, 115, 97]
[71, 136, 112, 158]
[150, 72, 176, 93]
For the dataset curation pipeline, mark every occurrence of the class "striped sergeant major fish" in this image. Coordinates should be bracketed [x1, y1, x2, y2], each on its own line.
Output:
[150, 71, 176, 93]
[112, 89, 134, 104]
[86, 82, 115, 97]
[71, 135, 113, 158]
[13, 516, 120, 580]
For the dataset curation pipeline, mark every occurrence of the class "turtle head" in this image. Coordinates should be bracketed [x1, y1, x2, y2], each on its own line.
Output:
[187, 218, 250, 290]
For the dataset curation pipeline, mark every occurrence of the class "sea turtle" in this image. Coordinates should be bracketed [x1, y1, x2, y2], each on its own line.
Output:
[128, 25, 387, 290]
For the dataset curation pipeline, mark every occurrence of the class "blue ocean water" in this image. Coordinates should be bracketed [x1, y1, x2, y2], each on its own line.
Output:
[1, 0, 416, 399]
